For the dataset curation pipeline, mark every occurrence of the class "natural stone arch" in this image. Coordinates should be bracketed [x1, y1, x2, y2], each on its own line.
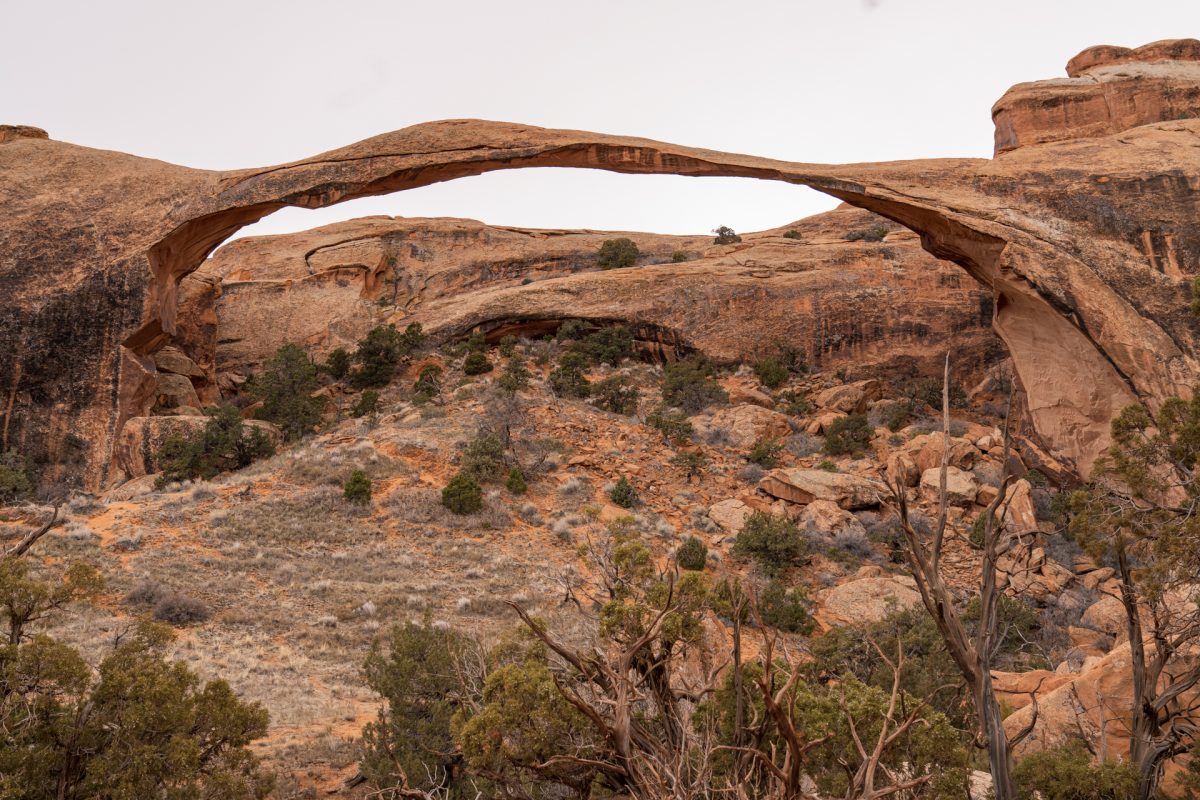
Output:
[3, 115, 1197, 489]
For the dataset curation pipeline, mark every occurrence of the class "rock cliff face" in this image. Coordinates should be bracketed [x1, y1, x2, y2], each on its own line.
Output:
[188, 206, 998, 389]
[993, 39, 1200, 153]
[3, 39, 1199, 489]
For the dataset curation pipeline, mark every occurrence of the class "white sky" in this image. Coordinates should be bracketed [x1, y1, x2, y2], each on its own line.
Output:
[3, 0, 1198, 238]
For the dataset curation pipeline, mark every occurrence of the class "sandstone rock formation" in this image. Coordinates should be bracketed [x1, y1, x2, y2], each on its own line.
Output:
[759, 468, 886, 510]
[4, 39, 1200, 489]
[188, 207, 995, 392]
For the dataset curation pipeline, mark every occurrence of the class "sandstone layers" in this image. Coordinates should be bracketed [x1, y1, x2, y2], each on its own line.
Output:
[3, 39, 1200, 489]
[185, 206, 997, 395]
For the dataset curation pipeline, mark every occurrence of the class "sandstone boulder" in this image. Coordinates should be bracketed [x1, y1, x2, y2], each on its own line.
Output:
[694, 404, 794, 450]
[813, 380, 881, 414]
[759, 468, 886, 510]
[886, 451, 920, 488]
[1080, 594, 1127, 639]
[798, 499, 867, 540]
[817, 574, 920, 627]
[707, 499, 752, 534]
[904, 432, 978, 473]
[154, 373, 201, 410]
[920, 466, 979, 507]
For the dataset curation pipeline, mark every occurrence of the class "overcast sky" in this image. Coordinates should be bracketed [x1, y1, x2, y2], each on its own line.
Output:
[4, 0, 1198, 239]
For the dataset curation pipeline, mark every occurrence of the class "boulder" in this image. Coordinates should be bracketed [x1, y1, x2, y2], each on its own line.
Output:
[727, 384, 775, 408]
[817, 574, 920, 627]
[707, 499, 752, 534]
[998, 479, 1038, 534]
[759, 468, 886, 510]
[153, 345, 204, 378]
[805, 410, 847, 436]
[694, 404, 794, 450]
[115, 415, 281, 479]
[919, 466, 979, 507]
[154, 373, 201, 410]
[904, 432, 978, 473]
[813, 380, 879, 414]
[798, 499, 867, 540]
[1080, 594, 1127, 639]
[886, 451, 920, 488]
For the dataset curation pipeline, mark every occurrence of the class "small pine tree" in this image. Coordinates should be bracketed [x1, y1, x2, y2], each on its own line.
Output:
[442, 472, 483, 514]
[344, 470, 372, 504]
[754, 358, 788, 389]
[671, 251, 689, 263]
[609, 477, 638, 508]
[0, 450, 33, 505]
[463, 351, 494, 375]
[676, 536, 708, 571]
[498, 354, 531, 396]
[747, 438, 784, 468]
[350, 390, 380, 418]
[251, 343, 324, 440]
[732, 512, 808, 577]
[759, 579, 814, 634]
[591, 375, 639, 415]
[412, 364, 443, 405]
[324, 348, 352, 380]
[549, 352, 591, 398]
[824, 413, 872, 455]
[597, 238, 639, 269]
[712, 226, 742, 245]
[505, 467, 528, 495]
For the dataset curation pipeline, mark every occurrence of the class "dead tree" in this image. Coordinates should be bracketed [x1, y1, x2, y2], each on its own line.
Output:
[886, 356, 1030, 800]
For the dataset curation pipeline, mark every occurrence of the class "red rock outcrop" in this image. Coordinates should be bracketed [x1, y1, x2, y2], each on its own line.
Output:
[3, 40, 1199, 489]
[189, 206, 997, 387]
[993, 38, 1200, 153]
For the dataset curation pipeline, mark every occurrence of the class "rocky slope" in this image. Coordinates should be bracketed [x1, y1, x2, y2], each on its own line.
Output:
[4, 38, 1200, 489]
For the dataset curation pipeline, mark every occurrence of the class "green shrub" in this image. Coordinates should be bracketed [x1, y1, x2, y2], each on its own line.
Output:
[591, 375, 639, 415]
[732, 512, 808, 576]
[498, 335, 518, 357]
[777, 389, 813, 416]
[747, 438, 784, 468]
[498, 353, 531, 396]
[676, 536, 708, 570]
[1192, 277, 1200, 318]
[323, 347, 351, 380]
[816, 459, 839, 472]
[824, 413, 872, 455]
[463, 351, 494, 375]
[754, 358, 788, 389]
[782, 229, 804, 240]
[647, 404, 694, 444]
[549, 352, 591, 398]
[883, 400, 913, 432]
[845, 225, 889, 242]
[556, 319, 590, 341]
[671, 251, 689, 263]
[712, 225, 742, 245]
[670, 450, 708, 479]
[907, 377, 967, 410]
[250, 343, 324, 440]
[609, 477, 638, 508]
[1012, 742, 1138, 800]
[780, 345, 808, 375]
[412, 364, 443, 404]
[441, 472, 483, 514]
[155, 406, 275, 488]
[361, 621, 470, 796]
[0, 451, 33, 505]
[573, 325, 636, 366]
[350, 389, 380, 418]
[350, 325, 405, 389]
[759, 579, 814, 633]
[344, 470, 372, 504]
[463, 430, 507, 482]
[505, 467, 528, 495]
[662, 355, 727, 413]
[969, 513, 987, 549]
[466, 332, 487, 352]
[597, 237, 639, 269]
